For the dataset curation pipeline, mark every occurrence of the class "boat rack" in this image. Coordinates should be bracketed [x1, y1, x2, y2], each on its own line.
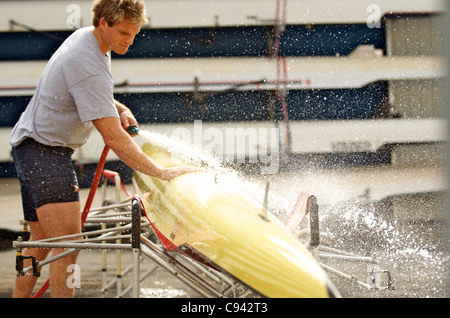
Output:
[13, 170, 393, 298]
[304, 196, 394, 291]
[12, 171, 261, 298]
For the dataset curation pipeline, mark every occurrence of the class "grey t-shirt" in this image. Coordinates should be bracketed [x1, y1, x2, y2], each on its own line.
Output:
[10, 26, 119, 150]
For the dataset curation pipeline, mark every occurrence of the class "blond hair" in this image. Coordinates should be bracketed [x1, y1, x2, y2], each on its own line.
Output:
[91, 0, 148, 27]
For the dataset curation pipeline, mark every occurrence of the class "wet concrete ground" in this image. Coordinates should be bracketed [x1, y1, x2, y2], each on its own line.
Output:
[0, 163, 448, 298]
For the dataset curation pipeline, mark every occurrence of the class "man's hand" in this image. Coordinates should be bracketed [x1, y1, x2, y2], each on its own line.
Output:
[115, 100, 138, 134]
[159, 166, 203, 181]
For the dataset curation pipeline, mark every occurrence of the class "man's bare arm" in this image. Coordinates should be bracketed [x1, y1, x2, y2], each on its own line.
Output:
[93, 116, 200, 180]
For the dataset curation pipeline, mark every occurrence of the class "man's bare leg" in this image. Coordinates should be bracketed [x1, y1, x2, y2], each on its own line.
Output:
[37, 201, 81, 298]
[13, 201, 81, 298]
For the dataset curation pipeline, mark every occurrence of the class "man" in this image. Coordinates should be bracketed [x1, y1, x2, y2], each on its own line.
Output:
[10, 0, 198, 297]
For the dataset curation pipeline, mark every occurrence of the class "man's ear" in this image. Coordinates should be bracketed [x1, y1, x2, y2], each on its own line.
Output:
[98, 17, 109, 30]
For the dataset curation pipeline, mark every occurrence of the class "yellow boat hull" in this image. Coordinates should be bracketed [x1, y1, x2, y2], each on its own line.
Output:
[133, 136, 338, 298]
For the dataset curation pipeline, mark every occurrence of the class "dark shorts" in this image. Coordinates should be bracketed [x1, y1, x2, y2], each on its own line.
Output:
[12, 138, 80, 222]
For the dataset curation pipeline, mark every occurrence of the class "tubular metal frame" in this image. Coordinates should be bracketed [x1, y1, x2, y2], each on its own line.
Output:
[304, 195, 394, 291]
[13, 172, 260, 298]
[13, 171, 393, 298]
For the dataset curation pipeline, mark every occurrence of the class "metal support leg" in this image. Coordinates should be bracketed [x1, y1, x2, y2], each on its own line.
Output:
[308, 195, 320, 258]
[131, 197, 142, 298]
